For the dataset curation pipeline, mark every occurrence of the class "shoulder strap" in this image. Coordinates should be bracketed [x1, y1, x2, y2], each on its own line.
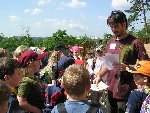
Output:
[86, 104, 100, 113]
[57, 103, 68, 113]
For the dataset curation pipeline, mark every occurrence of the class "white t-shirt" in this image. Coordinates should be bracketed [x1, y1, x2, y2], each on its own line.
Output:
[87, 58, 94, 75]
[94, 57, 104, 74]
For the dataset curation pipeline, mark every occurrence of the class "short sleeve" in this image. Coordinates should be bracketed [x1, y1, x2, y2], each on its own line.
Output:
[17, 77, 32, 98]
[133, 39, 149, 60]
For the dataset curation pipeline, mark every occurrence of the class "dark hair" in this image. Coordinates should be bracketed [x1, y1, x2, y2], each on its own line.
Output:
[0, 57, 21, 80]
[0, 80, 11, 104]
[107, 10, 127, 29]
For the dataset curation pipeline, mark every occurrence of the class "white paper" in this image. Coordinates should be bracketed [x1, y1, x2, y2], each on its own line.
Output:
[103, 53, 120, 70]
[90, 81, 108, 91]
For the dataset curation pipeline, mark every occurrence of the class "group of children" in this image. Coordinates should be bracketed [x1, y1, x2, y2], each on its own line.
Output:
[0, 44, 150, 113]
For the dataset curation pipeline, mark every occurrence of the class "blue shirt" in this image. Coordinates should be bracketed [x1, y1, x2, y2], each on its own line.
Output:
[126, 88, 148, 113]
[52, 55, 75, 80]
[51, 100, 105, 113]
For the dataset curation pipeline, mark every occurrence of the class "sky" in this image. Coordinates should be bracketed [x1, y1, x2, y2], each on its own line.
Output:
[0, 0, 148, 38]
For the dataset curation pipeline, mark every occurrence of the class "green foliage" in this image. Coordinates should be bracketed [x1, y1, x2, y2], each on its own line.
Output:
[125, 0, 150, 43]
[44, 29, 86, 50]
[120, 45, 133, 63]
[125, 0, 149, 27]
[20, 35, 34, 47]
[101, 33, 112, 46]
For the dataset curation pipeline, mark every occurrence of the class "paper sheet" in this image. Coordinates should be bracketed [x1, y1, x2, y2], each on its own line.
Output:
[102, 53, 120, 70]
[90, 81, 108, 91]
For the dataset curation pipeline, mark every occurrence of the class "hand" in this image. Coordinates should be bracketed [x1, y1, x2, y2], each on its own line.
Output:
[93, 76, 102, 85]
[113, 63, 127, 71]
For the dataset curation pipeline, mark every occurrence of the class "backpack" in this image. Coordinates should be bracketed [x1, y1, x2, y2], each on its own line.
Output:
[57, 103, 100, 113]
[45, 81, 67, 109]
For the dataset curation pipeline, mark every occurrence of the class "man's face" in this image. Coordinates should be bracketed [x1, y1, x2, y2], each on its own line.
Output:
[109, 23, 126, 37]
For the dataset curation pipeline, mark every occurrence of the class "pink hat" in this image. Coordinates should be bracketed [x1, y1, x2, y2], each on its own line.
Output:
[71, 46, 80, 52]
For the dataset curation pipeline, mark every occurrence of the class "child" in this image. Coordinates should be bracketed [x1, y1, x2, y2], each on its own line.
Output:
[0, 80, 11, 113]
[51, 64, 105, 113]
[126, 61, 150, 113]
[17, 50, 47, 113]
[52, 44, 75, 84]
[13, 45, 28, 59]
[0, 57, 23, 113]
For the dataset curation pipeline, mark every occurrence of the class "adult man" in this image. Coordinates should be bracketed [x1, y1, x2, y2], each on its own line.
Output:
[93, 10, 149, 113]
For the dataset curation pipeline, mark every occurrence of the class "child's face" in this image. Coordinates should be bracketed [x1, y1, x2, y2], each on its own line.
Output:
[32, 60, 41, 73]
[73, 50, 80, 56]
[7, 68, 23, 87]
[134, 74, 145, 87]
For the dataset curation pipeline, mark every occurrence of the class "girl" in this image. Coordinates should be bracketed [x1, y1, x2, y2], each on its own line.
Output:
[17, 50, 47, 113]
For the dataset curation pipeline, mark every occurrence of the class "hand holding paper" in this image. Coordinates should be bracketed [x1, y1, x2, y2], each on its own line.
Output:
[102, 53, 120, 70]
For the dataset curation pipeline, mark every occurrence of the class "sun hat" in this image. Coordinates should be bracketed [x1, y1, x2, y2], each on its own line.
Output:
[127, 60, 150, 76]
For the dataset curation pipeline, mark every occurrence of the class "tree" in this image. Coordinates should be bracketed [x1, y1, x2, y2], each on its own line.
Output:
[125, 0, 150, 36]
[101, 33, 112, 47]
[51, 29, 68, 44]
[20, 35, 34, 47]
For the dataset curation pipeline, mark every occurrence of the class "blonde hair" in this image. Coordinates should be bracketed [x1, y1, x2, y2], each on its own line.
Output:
[48, 51, 59, 67]
[13, 45, 28, 59]
[63, 64, 90, 97]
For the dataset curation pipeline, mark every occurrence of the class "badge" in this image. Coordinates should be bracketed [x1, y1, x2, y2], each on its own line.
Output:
[110, 43, 116, 49]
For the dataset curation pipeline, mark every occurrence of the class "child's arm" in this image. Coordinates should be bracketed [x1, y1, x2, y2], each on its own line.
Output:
[17, 96, 42, 113]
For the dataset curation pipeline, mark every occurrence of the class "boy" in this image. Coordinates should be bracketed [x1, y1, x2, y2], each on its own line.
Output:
[126, 61, 150, 113]
[51, 64, 105, 113]
[0, 57, 23, 113]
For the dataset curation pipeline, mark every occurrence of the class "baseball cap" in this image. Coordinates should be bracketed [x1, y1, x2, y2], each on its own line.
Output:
[55, 44, 71, 54]
[127, 60, 150, 76]
[18, 50, 47, 68]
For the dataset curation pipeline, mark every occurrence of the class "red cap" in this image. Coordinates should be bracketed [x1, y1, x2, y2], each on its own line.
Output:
[18, 50, 47, 68]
